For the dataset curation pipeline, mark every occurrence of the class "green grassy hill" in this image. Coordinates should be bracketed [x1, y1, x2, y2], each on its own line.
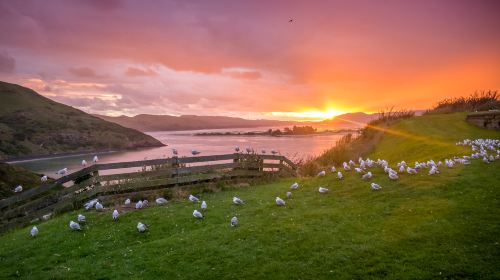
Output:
[0, 113, 498, 279]
[0, 81, 164, 160]
[0, 163, 46, 199]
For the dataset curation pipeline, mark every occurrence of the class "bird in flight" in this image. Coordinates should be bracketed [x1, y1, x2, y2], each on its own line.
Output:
[289, 18, 293, 23]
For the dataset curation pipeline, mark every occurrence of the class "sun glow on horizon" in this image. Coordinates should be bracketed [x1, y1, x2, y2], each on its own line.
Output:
[269, 109, 347, 121]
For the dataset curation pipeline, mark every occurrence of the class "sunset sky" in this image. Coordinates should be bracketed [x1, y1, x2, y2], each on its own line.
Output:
[0, 0, 499, 121]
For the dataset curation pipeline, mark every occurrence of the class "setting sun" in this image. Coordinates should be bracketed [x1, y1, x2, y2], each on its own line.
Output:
[270, 109, 347, 121]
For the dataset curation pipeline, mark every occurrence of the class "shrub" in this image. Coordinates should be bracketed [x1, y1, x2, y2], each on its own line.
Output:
[429, 90, 499, 113]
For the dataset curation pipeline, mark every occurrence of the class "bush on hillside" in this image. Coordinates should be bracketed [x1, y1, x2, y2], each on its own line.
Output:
[429, 90, 499, 113]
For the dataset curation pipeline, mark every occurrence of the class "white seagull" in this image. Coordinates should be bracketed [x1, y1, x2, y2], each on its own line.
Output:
[56, 168, 68, 176]
[137, 222, 147, 232]
[290, 182, 299, 189]
[317, 170, 326, 177]
[95, 202, 104, 211]
[388, 172, 399, 180]
[69, 221, 81, 231]
[362, 172, 372, 180]
[135, 200, 143, 209]
[14, 185, 23, 193]
[331, 166, 336, 172]
[193, 210, 204, 219]
[84, 199, 98, 210]
[231, 216, 238, 227]
[286, 191, 292, 199]
[371, 183, 382, 190]
[93, 155, 99, 163]
[124, 198, 131, 205]
[41, 175, 48, 182]
[77, 214, 86, 223]
[81, 160, 87, 167]
[156, 197, 168, 205]
[112, 209, 119, 220]
[233, 197, 244, 205]
[189, 194, 200, 202]
[318, 187, 329, 193]
[337, 171, 343, 179]
[30, 226, 38, 237]
[201, 201, 207, 210]
[275, 197, 286, 206]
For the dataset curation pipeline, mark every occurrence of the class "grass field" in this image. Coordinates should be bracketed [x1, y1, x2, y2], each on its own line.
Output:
[0, 113, 499, 279]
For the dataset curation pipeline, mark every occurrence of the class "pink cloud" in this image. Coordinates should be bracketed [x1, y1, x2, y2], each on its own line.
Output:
[125, 67, 157, 77]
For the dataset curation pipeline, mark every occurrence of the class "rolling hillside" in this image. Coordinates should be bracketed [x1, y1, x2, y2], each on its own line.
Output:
[0, 81, 164, 160]
[0, 113, 498, 279]
[95, 114, 299, 132]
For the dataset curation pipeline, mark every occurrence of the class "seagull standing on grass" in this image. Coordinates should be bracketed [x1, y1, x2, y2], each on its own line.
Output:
[41, 175, 48, 182]
[84, 199, 98, 210]
[135, 200, 143, 209]
[290, 182, 299, 189]
[362, 172, 372, 180]
[317, 170, 326, 177]
[95, 202, 104, 211]
[331, 166, 336, 172]
[112, 210, 119, 220]
[231, 216, 238, 227]
[343, 162, 350, 171]
[371, 183, 382, 190]
[388, 171, 399, 180]
[31, 226, 38, 237]
[201, 201, 207, 210]
[77, 214, 86, 223]
[125, 198, 131, 205]
[286, 191, 292, 199]
[318, 187, 329, 193]
[337, 171, 343, 179]
[69, 221, 81, 230]
[189, 195, 200, 202]
[193, 210, 204, 219]
[137, 222, 147, 232]
[156, 197, 168, 205]
[407, 167, 417, 174]
[233, 197, 245, 205]
[275, 197, 286, 206]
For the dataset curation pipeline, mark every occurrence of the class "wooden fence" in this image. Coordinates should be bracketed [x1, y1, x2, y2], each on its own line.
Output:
[0, 153, 297, 232]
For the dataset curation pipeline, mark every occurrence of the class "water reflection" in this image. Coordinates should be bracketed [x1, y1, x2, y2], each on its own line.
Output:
[9, 127, 351, 175]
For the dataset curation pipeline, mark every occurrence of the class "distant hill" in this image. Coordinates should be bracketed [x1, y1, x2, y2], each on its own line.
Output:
[95, 114, 300, 132]
[95, 112, 381, 132]
[0, 81, 164, 160]
[319, 112, 379, 128]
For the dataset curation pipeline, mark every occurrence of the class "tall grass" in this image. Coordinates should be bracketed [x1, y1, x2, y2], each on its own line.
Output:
[429, 90, 499, 113]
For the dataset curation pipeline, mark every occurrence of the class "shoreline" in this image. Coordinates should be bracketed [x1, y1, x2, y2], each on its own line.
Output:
[194, 130, 361, 137]
[3, 146, 164, 164]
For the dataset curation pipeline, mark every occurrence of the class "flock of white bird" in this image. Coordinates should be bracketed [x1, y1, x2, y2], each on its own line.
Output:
[25, 138, 499, 237]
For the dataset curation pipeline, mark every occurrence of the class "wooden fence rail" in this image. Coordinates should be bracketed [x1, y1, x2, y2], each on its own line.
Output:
[0, 153, 297, 232]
